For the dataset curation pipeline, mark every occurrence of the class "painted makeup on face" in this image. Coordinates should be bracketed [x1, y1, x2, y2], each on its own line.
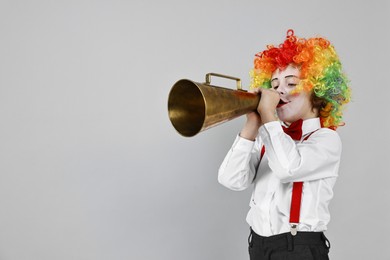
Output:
[271, 64, 317, 124]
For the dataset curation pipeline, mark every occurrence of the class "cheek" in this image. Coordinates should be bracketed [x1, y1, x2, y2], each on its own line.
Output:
[284, 94, 311, 114]
[292, 92, 311, 104]
[292, 96, 307, 108]
[289, 91, 303, 100]
[287, 95, 304, 108]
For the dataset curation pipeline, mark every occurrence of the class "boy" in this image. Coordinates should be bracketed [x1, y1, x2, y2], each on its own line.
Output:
[218, 30, 351, 260]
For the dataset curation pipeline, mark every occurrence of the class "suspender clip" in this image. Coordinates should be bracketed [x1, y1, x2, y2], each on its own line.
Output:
[290, 224, 298, 236]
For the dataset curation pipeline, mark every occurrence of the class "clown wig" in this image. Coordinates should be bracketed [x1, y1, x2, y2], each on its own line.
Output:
[250, 29, 351, 129]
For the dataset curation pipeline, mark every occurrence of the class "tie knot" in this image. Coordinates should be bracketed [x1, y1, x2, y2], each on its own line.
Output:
[282, 119, 303, 140]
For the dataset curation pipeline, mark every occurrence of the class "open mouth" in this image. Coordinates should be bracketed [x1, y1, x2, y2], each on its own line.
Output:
[277, 100, 288, 108]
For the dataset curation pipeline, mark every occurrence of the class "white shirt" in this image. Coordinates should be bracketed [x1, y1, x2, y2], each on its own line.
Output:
[218, 118, 342, 237]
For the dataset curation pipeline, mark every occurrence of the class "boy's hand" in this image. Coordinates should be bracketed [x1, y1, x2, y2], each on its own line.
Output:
[246, 88, 263, 125]
[257, 88, 280, 123]
[239, 89, 262, 141]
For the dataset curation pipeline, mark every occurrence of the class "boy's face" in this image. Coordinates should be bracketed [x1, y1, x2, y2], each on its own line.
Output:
[271, 64, 316, 124]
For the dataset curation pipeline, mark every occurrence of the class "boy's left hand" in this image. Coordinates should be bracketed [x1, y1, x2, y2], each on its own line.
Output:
[257, 88, 280, 123]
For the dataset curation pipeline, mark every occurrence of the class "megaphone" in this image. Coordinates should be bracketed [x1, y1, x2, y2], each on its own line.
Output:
[167, 73, 260, 137]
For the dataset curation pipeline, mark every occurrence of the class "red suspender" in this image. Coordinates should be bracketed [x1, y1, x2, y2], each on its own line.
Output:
[253, 146, 266, 182]
[289, 182, 303, 224]
[260, 145, 265, 161]
[302, 131, 316, 141]
[289, 182, 303, 235]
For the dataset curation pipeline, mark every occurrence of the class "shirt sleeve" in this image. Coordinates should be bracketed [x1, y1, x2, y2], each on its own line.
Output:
[218, 135, 262, 191]
[259, 121, 342, 183]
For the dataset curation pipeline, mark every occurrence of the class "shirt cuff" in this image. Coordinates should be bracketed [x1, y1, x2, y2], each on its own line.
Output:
[232, 134, 255, 152]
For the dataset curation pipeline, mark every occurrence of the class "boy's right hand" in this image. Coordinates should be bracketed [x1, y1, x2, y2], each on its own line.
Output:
[239, 89, 262, 141]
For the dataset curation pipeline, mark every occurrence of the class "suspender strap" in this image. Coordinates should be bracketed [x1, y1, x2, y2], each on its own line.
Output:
[289, 182, 303, 236]
[260, 145, 265, 161]
[290, 182, 303, 223]
[253, 145, 266, 182]
[302, 131, 316, 141]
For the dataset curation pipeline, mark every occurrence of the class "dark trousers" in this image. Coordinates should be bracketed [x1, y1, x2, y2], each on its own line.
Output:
[248, 228, 331, 260]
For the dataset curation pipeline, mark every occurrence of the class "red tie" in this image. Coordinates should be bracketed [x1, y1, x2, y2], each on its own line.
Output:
[282, 119, 303, 140]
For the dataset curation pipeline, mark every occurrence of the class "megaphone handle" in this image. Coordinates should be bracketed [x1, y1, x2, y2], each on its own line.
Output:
[205, 73, 242, 90]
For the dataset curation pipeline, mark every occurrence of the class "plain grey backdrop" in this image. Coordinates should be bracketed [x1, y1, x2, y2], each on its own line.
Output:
[0, 0, 389, 259]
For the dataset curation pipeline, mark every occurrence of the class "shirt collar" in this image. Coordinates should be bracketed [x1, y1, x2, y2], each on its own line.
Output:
[301, 117, 321, 136]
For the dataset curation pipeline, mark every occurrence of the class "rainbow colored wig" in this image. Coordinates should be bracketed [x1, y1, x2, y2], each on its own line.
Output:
[250, 29, 351, 129]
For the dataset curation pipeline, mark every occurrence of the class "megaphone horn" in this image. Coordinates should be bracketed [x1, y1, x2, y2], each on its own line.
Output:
[167, 73, 260, 137]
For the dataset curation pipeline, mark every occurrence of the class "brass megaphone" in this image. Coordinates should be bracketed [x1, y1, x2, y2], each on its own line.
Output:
[168, 73, 260, 137]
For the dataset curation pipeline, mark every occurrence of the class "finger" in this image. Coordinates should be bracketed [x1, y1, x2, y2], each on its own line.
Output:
[249, 88, 261, 94]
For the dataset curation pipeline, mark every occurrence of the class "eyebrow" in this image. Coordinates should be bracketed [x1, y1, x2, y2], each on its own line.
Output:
[285, 75, 299, 79]
[271, 75, 299, 82]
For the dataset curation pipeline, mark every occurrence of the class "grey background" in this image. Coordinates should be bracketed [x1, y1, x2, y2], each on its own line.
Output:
[0, 0, 389, 259]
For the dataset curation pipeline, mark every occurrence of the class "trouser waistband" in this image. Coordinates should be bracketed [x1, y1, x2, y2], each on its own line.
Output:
[248, 228, 330, 252]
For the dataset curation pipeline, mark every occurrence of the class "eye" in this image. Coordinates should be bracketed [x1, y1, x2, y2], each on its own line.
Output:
[288, 83, 297, 87]
[273, 85, 279, 90]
